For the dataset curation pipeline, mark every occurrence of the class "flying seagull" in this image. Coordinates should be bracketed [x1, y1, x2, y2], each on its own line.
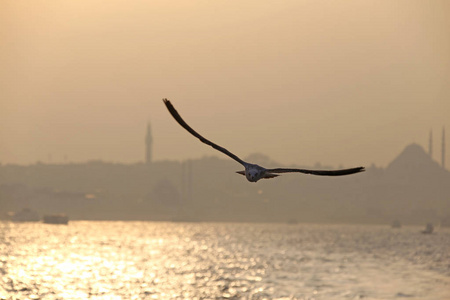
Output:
[163, 99, 365, 182]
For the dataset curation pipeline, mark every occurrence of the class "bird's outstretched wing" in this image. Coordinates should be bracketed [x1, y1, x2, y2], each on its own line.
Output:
[163, 99, 248, 166]
[266, 166, 365, 176]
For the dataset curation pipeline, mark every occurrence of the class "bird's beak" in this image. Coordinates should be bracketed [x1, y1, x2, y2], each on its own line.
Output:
[236, 171, 245, 176]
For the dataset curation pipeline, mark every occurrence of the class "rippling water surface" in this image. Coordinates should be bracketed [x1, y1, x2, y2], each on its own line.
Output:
[1, 221, 449, 299]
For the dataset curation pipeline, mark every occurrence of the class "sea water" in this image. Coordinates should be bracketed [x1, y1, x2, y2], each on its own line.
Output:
[1, 221, 449, 299]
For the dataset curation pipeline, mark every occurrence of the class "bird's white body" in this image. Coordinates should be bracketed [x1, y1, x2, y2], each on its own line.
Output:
[237, 164, 278, 182]
[245, 165, 263, 182]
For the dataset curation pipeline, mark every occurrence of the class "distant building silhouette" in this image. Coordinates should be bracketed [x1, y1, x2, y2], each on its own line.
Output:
[429, 129, 433, 158]
[443, 127, 446, 169]
[145, 122, 153, 165]
[181, 160, 193, 203]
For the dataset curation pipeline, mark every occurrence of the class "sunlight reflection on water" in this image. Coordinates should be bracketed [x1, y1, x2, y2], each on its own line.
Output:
[0, 221, 449, 299]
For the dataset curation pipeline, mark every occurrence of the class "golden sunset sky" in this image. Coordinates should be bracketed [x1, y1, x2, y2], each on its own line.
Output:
[1, 0, 449, 168]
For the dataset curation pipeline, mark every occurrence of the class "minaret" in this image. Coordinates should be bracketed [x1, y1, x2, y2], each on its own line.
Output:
[442, 127, 446, 169]
[145, 122, 153, 165]
[428, 129, 433, 158]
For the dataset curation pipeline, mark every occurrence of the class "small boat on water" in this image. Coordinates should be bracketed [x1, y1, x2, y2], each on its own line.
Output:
[391, 220, 402, 228]
[421, 223, 433, 234]
[43, 214, 69, 225]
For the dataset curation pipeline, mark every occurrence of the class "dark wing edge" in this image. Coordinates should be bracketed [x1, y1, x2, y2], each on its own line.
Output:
[266, 166, 365, 176]
[163, 99, 247, 166]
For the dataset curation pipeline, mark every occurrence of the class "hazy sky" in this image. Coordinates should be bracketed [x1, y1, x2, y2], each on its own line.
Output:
[1, 0, 449, 169]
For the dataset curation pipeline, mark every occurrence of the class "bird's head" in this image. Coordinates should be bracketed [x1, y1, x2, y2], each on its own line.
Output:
[236, 165, 269, 182]
[244, 165, 265, 182]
